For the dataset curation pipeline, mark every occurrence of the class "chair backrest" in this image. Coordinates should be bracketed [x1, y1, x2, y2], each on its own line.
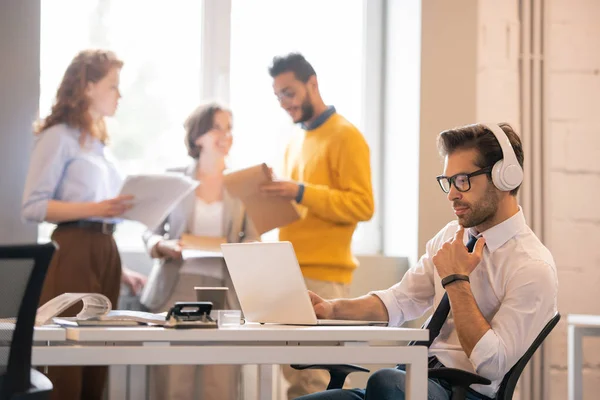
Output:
[0, 243, 55, 400]
[495, 312, 561, 399]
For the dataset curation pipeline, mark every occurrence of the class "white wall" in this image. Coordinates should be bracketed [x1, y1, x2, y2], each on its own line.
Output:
[418, 0, 479, 255]
[417, 0, 520, 255]
[546, 0, 600, 398]
[0, 1, 40, 244]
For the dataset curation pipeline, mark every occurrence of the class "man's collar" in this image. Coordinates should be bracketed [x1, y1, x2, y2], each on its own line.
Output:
[467, 206, 527, 253]
[301, 105, 336, 130]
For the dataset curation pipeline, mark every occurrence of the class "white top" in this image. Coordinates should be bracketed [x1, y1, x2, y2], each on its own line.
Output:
[192, 198, 225, 237]
[372, 207, 558, 398]
[179, 198, 225, 277]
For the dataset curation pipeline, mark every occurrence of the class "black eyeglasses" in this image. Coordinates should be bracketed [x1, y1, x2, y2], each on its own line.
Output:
[436, 167, 492, 193]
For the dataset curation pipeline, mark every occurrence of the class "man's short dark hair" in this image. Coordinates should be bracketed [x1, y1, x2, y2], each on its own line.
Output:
[437, 123, 524, 196]
[268, 53, 316, 83]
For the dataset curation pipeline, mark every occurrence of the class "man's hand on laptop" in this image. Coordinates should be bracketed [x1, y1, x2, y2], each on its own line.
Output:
[309, 290, 335, 319]
[310, 291, 391, 323]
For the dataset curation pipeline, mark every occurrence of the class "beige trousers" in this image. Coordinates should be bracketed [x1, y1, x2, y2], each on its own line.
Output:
[149, 273, 242, 400]
[281, 277, 351, 399]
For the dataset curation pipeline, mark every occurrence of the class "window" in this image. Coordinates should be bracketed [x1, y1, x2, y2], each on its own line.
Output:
[229, 0, 379, 251]
[38, 0, 385, 255]
[382, 0, 421, 263]
[39, 0, 203, 250]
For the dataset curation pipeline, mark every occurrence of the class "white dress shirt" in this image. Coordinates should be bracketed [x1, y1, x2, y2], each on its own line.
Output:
[372, 207, 558, 397]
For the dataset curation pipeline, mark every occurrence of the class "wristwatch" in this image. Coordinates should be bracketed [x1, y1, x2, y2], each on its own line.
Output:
[441, 274, 470, 288]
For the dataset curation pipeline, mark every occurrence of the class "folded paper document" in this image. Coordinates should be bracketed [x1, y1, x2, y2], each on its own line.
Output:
[181, 234, 226, 252]
[36, 293, 167, 326]
[223, 163, 300, 234]
[180, 234, 225, 260]
[119, 173, 199, 230]
[53, 311, 168, 327]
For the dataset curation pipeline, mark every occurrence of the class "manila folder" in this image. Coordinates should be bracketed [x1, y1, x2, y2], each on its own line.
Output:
[223, 163, 300, 234]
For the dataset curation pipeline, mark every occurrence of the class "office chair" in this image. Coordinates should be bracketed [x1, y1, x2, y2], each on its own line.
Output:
[292, 313, 561, 400]
[0, 243, 56, 400]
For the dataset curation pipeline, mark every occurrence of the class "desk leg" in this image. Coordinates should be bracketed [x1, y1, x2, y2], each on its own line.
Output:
[404, 346, 428, 400]
[258, 364, 274, 400]
[569, 325, 583, 400]
[109, 365, 128, 400]
[129, 365, 147, 400]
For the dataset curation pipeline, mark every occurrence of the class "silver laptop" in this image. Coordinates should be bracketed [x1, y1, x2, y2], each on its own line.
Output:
[220, 241, 386, 326]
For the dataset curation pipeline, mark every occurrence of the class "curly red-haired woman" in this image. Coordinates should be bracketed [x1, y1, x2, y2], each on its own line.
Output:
[22, 49, 145, 400]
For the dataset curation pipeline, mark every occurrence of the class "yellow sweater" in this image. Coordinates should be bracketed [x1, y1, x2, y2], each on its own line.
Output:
[279, 113, 374, 284]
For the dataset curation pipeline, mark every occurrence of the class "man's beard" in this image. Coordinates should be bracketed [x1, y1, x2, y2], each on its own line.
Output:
[296, 96, 315, 123]
[455, 184, 499, 228]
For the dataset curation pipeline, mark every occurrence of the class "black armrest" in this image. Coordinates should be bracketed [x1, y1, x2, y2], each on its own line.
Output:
[291, 364, 370, 390]
[427, 368, 492, 400]
[428, 367, 491, 386]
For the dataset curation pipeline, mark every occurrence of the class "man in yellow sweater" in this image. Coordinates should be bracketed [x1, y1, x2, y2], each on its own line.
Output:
[261, 52, 375, 399]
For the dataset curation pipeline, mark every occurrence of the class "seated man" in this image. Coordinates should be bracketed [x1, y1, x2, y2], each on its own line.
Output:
[298, 123, 558, 400]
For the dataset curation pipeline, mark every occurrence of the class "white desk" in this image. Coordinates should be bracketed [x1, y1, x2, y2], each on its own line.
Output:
[32, 324, 429, 400]
[33, 325, 66, 342]
[568, 314, 600, 400]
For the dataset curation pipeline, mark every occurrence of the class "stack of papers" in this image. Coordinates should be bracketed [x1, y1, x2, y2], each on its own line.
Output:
[181, 234, 225, 252]
[36, 293, 168, 327]
[180, 233, 225, 260]
[54, 310, 168, 327]
[118, 173, 199, 230]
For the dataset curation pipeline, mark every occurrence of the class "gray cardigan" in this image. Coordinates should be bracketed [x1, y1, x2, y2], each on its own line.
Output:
[139, 163, 260, 311]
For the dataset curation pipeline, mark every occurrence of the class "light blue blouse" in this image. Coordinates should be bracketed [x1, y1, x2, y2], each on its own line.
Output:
[22, 123, 123, 224]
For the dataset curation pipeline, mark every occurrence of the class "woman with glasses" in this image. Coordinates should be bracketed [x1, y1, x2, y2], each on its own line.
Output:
[141, 102, 259, 400]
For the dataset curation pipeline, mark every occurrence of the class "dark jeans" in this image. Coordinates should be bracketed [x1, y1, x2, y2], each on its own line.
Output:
[296, 367, 485, 400]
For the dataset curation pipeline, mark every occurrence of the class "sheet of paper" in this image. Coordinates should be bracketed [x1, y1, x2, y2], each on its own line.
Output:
[53, 311, 169, 326]
[119, 173, 199, 230]
[181, 249, 223, 260]
[223, 163, 300, 234]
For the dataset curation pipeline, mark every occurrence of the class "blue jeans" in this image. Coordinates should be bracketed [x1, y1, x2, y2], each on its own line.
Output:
[295, 367, 484, 400]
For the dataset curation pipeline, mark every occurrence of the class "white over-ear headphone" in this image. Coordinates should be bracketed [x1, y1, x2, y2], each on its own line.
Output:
[481, 123, 523, 192]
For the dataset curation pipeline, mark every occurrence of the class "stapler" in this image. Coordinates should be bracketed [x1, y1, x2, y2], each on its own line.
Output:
[165, 302, 217, 329]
